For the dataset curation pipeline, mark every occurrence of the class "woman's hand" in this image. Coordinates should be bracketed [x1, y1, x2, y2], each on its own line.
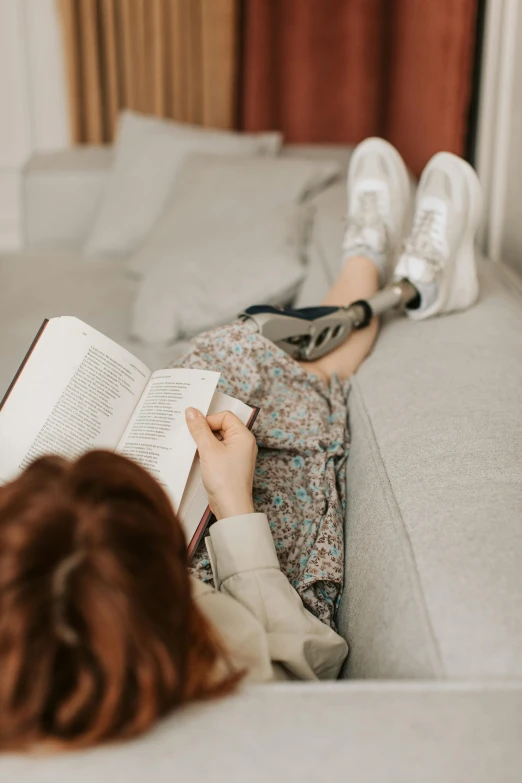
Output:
[185, 407, 257, 520]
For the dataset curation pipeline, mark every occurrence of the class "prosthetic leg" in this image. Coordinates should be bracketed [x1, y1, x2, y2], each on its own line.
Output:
[238, 279, 420, 361]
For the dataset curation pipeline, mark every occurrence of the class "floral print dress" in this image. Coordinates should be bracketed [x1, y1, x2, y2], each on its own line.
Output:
[170, 322, 350, 629]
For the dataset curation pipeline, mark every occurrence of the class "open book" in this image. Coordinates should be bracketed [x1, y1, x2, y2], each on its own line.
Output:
[0, 317, 258, 558]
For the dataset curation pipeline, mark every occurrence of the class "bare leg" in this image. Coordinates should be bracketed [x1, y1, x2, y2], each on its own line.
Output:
[298, 255, 379, 382]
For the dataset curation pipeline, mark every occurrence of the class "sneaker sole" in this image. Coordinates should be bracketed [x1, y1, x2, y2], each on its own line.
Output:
[405, 152, 482, 320]
[441, 153, 482, 313]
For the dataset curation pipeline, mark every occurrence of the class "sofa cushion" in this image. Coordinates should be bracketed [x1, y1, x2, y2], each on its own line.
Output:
[338, 258, 522, 678]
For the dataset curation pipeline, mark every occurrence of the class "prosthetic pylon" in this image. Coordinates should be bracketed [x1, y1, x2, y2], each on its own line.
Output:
[238, 279, 420, 361]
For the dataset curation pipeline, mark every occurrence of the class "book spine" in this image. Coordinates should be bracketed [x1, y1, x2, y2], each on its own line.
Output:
[187, 507, 213, 561]
[247, 406, 260, 429]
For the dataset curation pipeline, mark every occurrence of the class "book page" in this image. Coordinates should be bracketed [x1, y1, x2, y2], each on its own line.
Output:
[116, 369, 220, 511]
[0, 317, 151, 485]
[178, 391, 254, 542]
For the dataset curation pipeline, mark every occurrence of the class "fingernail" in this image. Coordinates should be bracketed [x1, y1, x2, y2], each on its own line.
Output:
[185, 407, 199, 421]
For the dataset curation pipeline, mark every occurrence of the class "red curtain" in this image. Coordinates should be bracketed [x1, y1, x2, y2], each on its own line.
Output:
[241, 0, 478, 176]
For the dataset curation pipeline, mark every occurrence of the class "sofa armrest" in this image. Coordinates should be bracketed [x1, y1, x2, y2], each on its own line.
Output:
[23, 147, 112, 250]
[2, 681, 521, 781]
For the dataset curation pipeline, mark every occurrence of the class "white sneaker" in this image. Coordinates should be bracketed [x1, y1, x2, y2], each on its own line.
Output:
[342, 137, 412, 283]
[393, 152, 483, 319]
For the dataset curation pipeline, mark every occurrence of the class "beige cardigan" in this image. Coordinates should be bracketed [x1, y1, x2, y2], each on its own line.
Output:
[191, 513, 348, 682]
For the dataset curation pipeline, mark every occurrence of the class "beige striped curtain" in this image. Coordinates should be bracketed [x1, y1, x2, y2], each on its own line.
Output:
[58, 0, 239, 144]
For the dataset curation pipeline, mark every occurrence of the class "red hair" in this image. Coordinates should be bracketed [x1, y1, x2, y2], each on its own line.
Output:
[0, 451, 241, 750]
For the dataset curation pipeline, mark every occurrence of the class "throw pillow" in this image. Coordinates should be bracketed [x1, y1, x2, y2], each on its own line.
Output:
[128, 152, 340, 278]
[83, 111, 282, 259]
[131, 204, 312, 345]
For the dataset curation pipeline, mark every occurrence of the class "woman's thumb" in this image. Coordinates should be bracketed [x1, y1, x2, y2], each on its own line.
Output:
[185, 408, 216, 451]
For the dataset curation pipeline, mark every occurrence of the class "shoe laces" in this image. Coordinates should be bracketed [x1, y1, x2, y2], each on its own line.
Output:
[403, 208, 445, 272]
[343, 190, 387, 254]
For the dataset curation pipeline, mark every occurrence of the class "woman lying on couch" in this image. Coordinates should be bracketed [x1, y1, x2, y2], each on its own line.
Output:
[0, 139, 482, 749]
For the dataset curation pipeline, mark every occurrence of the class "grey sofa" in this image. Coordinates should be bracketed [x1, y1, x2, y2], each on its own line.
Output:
[1, 150, 522, 781]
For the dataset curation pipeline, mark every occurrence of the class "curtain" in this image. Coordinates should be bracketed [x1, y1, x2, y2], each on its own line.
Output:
[58, 0, 239, 144]
[240, 0, 478, 176]
[241, 0, 389, 146]
[385, 0, 479, 177]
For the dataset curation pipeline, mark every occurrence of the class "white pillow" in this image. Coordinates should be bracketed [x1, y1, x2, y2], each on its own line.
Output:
[131, 204, 310, 345]
[83, 111, 282, 259]
[128, 153, 340, 277]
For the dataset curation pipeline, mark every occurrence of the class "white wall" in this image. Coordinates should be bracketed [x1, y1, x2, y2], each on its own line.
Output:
[500, 4, 522, 280]
[0, 0, 69, 250]
[24, 0, 70, 152]
[476, 0, 522, 286]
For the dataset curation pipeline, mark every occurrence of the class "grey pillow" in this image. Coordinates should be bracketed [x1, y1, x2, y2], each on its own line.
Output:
[129, 153, 341, 345]
[131, 204, 312, 345]
[128, 152, 340, 278]
[83, 111, 282, 259]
